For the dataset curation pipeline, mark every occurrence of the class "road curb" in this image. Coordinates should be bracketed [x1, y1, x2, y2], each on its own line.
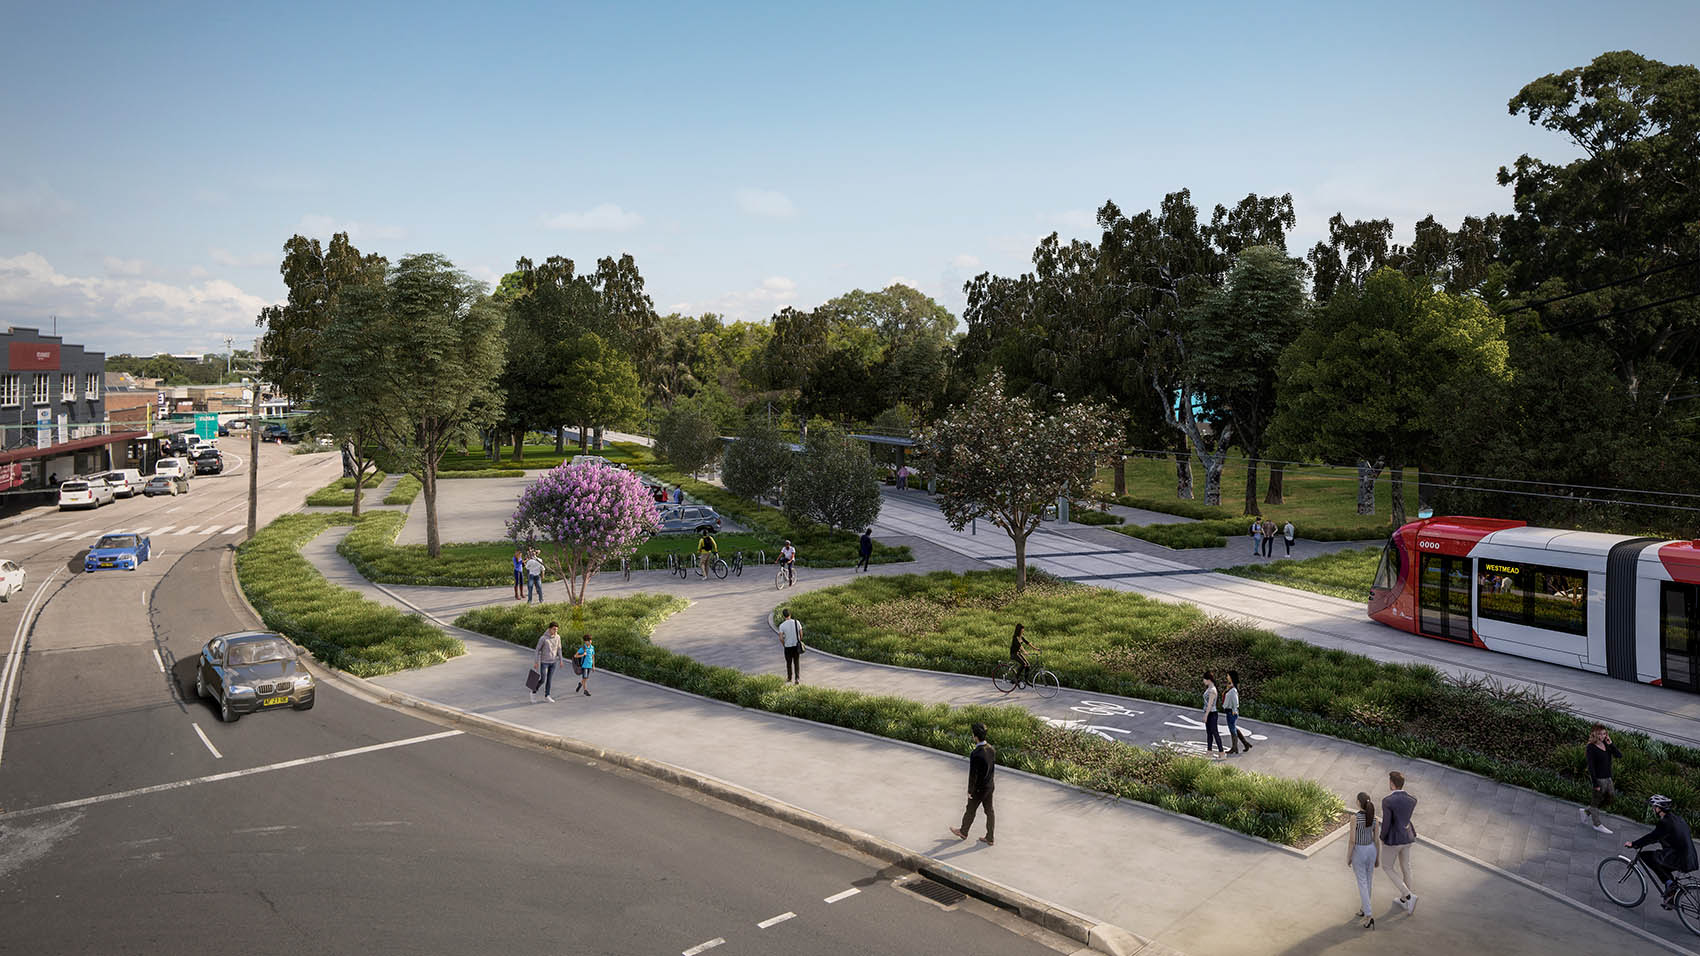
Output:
[222, 541, 1161, 956]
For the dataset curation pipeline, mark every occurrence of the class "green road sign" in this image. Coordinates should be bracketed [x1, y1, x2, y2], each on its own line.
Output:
[195, 413, 218, 440]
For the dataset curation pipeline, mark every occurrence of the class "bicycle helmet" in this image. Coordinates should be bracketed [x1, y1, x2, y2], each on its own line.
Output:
[1650, 794, 1675, 811]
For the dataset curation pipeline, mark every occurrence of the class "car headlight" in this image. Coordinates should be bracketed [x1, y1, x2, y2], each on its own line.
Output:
[229, 683, 255, 696]
[294, 675, 313, 689]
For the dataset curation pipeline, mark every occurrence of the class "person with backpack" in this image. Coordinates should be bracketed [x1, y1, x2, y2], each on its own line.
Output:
[573, 634, 596, 696]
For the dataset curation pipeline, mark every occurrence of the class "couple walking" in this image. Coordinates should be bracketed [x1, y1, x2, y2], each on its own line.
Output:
[529, 622, 595, 701]
[1248, 518, 1295, 558]
[1201, 671, 1253, 756]
[514, 548, 546, 603]
[1346, 770, 1420, 929]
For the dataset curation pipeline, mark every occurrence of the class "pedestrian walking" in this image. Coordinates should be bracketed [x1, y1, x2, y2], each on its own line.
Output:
[897, 464, 910, 490]
[1203, 672, 1225, 756]
[1224, 670, 1254, 753]
[1581, 723, 1623, 834]
[511, 549, 525, 601]
[1380, 770, 1419, 914]
[531, 621, 562, 703]
[573, 634, 596, 695]
[1261, 518, 1276, 557]
[949, 721, 996, 846]
[524, 549, 545, 604]
[778, 608, 803, 684]
[1282, 519, 1296, 556]
[856, 528, 874, 573]
[1347, 791, 1381, 930]
[673, 485, 684, 505]
[1250, 521, 1262, 557]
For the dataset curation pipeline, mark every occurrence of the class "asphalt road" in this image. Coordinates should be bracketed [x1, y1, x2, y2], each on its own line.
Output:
[0, 448, 1060, 955]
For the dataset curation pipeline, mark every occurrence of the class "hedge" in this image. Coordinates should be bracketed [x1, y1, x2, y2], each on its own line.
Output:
[304, 474, 385, 507]
[1114, 516, 1389, 550]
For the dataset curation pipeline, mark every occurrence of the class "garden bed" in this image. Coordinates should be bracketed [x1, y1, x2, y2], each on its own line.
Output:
[1223, 547, 1382, 602]
[384, 475, 423, 505]
[304, 474, 386, 507]
[779, 569, 1700, 817]
[1113, 516, 1389, 549]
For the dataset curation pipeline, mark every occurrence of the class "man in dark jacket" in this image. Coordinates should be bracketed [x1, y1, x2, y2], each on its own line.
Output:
[1381, 770, 1419, 914]
[949, 721, 996, 846]
[856, 528, 874, 573]
[1628, 795, 1699, 907]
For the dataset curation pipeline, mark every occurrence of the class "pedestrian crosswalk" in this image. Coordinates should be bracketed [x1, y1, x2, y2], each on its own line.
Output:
[0, 524, 246, 545]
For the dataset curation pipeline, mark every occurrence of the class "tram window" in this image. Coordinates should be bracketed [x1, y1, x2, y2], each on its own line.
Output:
[1476, 561, 1588, 635]
[1372, 542, 1399, 589]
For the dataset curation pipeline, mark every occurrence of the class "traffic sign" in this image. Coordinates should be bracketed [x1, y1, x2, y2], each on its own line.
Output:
[195, 413, 218, 440]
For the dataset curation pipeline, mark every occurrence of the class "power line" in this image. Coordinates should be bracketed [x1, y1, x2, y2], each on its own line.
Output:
[1537, 288, 1700, 334]
[1501, 257, 1700, 315]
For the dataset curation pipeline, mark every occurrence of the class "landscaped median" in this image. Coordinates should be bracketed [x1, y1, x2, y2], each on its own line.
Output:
[235, 513, 465, 676]
[1223, 547, 1382, 602]
[456, 601, 1344, 846]
[304, 474, 385, 507]
[1111, 515, 1388, 549]
[779, 569, 1700, 818]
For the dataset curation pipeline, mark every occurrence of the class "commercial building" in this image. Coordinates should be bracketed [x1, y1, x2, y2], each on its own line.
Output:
[0, 326, 143, 491]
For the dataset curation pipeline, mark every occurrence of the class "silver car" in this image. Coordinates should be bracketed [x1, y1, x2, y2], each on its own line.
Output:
[195, 631, 316, 722]
[655, 504, 723, 534]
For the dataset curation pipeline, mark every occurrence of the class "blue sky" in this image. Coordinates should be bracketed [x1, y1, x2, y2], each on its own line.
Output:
[1, 0, 1696, 356]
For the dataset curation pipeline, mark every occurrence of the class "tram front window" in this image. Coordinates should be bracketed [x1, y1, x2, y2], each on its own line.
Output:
[1371, 540, 1399, 591]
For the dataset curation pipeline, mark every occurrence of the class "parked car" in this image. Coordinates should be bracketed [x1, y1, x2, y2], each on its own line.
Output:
[218, 419, 248, 437]
[154, 457, 191, 480]
[143, 475, 188, 497]
[655, 505, 723, 535]
[84, 531, 151, 573]
[0, 559, 25, 602]
[261, 424, 295, 443]
[99, 469, 144, 498]
[570, 455, 611, 468]
[58, 478, 115, 510]
[191, 448, 223, 475]
[195, 631, 316, 722]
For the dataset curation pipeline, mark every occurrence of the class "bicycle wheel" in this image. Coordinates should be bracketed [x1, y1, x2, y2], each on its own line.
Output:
[1677, 886, 1700, 936]
[1597, 856, 1647, 907]
[1034, 669, 1060, 699]
[775, 569, 786, 590]
[712, 559, 728, 580]
[992, 663, 1017, 695]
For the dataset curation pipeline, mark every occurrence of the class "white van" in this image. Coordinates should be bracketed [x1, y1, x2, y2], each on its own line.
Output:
[154, 457, 190, 480]
[100, 469, 145, 498]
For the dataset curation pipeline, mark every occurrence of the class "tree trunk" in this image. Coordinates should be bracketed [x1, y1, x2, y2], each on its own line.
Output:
[423, 441, 441, 558]
[1013, 530, 1028, 591]
[1112, 457, 1126, 498]
[1242, 454, 1261, 516]
[555, 427, 565, 453]
[578, 424, 589, 450]
[1264, 463, 1285, 504]
[1203, 459, 1224, 507]
[1356, 459, 1383, 515]
[513, 427, 524, 463]
[1390, 464, 1407, 529]
[351, 469, 364, 518]
[594, 424, 604, 450]
[1174, 451, 1194, 500]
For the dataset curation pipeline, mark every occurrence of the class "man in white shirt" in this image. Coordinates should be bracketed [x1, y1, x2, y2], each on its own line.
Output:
[524, 550, 545, 604]
[778, 540, 797, 586]
[778, 608, 803, 684]
[1282, 520, 1296, 556]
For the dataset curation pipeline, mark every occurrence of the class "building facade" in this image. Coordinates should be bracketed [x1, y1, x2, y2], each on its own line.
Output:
[0, 327, 138, 490]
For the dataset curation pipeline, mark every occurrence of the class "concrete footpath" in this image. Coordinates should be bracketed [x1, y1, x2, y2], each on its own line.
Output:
[294, 526, 1682, 955]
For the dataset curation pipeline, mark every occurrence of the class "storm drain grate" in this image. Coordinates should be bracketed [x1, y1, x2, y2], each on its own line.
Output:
[898, 876, 966, 907]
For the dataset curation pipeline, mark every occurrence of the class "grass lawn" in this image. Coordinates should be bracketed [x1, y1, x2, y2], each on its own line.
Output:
[458, 599, 1342, 845]
[1098, 453, 1418, 533]
[235, 513, 464, 676]
[1223, 547, 1383, 602]
[336, 509, 772, 587]
[781, 569, 1700, 818]
[439, 440, 653, 472]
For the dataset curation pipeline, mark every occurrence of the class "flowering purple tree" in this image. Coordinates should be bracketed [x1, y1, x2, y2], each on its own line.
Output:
[507, 461, 658, 606]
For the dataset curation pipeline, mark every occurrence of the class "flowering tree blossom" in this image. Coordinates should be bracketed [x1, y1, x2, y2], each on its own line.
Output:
[507, 461, 659, 605]
[917, 370, 1123, 590]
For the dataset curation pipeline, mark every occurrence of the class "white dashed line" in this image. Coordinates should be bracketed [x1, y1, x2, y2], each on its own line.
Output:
[151, 527, 175, 536]
[178, 525, 201, 536]
[222, 524, 244, 536]
[15, 532, 51, 543]
[47, 531, 78, 541]
[757, 912, 795, 928]
[191, 723, 223, 759]
[0, 534, 21, 544]
[150, 648, 163, 672]
[824, 888, 860, 903]
[681, 939, 724, 956]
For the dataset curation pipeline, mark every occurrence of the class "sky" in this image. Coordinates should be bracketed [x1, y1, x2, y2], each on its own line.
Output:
[1, 0, 1697, 357]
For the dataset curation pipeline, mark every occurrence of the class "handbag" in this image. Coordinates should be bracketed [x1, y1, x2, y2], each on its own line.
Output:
[525, 667, 542, 692]
[798, 641, 807, 655]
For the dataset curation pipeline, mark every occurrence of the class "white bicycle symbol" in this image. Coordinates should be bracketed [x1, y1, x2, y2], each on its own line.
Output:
[1069, 699, 1145, 718]
[1040, 716, 1134, 743]
[1161, 713, 1269, 741]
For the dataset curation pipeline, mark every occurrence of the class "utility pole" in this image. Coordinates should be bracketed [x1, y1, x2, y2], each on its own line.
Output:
[229, 356, 264, 541]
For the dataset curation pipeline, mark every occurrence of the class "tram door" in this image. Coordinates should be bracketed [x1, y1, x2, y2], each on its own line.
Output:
[1660, 582, 1700, 692]
[1419, 555, 1474, 642]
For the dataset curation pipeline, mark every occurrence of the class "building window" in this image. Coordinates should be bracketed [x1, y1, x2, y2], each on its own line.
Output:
[0, 375, 16, 406]
[85, 374, 100, 400]
[61, 375, 73, 402]
[1477, 560, 1589, 635]
[31, 375, 50, 405]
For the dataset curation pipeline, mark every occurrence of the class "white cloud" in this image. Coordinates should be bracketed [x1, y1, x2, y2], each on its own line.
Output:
[950, 254, 982, 270]
[886, 276, 924, 293]
[209, 247, 273, 268]
[295, 215, 408, 241]
[735, 187, 797, 219]
[103, 256, 146, 276]
[674, 276, 798, 320]
[188, 265, 209, 278]
[543, 203, 644, 232]
[0, 252, 270, 354]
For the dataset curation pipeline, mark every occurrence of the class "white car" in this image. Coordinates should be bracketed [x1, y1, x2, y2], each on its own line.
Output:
[154, 457, 191, 480]
[0, 559, 24, 602]
[99, 469, 144, 498]
[58, 478, 116, 510]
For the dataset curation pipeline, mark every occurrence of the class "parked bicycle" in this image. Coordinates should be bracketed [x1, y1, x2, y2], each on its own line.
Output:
[667, 553, 690, 579]
[727, 551, 745, 577]
[1597, 852, 1700, 934]
[993, 654, 1059, 698]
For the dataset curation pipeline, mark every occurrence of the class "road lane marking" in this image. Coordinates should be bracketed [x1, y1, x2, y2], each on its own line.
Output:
[15, 532, 51, 543]
[681, 939, 724, 956]
[824, 888, 860, 903]
[0, 534, 21, 544]
[46, 531, 78, 541]
[151, 526, 175, 535]
[1, 730, 462, 819]
[151, 648, 164, 672]
[757, 912, 795, 928]
[191, 723, 223, 759]
[221, 525, 244, 535]
[0, 570, 62, 772]
[177, 525, 201, 536]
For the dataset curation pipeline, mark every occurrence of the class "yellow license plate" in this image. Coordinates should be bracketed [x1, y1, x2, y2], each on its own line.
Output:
[261, 695, 290, 707]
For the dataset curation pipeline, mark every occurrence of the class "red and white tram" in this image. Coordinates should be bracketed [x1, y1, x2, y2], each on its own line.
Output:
[1369, 516, 1700, 691]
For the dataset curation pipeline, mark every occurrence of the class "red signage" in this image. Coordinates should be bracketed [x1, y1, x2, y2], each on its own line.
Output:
[9, 343, 60, 370]
[0, 463, 22, 492]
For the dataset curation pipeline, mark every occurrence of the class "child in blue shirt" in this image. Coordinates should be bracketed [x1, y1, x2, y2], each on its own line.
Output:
[574, 634, 596, 696]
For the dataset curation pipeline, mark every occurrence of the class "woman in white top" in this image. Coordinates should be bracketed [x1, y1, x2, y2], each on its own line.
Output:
[1224, 670, 1254, 754]
[1347, 792, 1381, 930]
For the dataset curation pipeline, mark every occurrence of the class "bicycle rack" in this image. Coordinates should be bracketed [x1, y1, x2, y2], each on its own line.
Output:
[756, 551, 765, 565]
[641, 555, 650, 571]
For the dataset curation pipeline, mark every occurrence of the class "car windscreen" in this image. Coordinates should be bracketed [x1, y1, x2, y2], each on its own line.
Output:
[146, 477, 169, 485]
[60, 482, 88, 492]
[95, 535, 139, 549]
[227, 639, 294, 666]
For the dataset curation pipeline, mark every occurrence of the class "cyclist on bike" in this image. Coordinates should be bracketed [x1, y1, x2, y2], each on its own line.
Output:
[1009, 623, 1034, 687]
[779, 540, 797, 586]
[1627, 795, 1700, 908]
[697, 529, 718, 577]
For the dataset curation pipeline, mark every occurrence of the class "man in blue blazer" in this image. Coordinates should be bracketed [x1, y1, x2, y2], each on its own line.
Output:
[1381, 770, 1419, 914]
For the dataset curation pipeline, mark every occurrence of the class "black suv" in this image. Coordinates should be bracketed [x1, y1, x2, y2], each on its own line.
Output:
[260, 424, 295, 443]
[191, 448, 223, 475]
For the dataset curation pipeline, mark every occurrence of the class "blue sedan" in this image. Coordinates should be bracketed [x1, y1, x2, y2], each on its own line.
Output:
[85, 531, 151, 572]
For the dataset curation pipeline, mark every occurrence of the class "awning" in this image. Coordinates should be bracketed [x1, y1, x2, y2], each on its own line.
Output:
[0, 431, 149, 466]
